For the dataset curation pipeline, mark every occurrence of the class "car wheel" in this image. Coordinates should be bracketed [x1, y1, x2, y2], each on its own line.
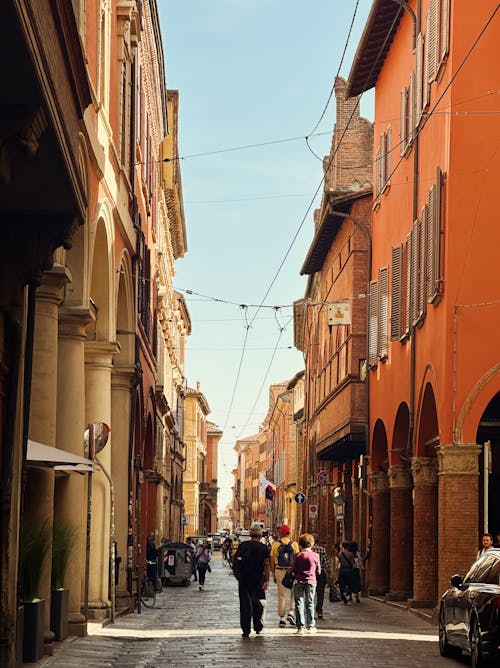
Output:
[470, 617, 488, 668]
[439, 607, 460, 658]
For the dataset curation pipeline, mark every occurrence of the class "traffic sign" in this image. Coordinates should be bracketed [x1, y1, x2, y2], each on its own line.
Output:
[295, 493, 306, 504]
[309, 504, 318, 518]
[317, 470, 329, 485]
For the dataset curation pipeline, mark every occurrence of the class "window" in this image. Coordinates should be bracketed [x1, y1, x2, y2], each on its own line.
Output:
[400, 87, 408, 155]
[376, 128, 392, 196]
[368, 280, 378, 367]
[426, 167, 443, 303]
[378, 267, 389, 359]
[427, 0, 450, 82]
[391, 245, 403, 340]
[411, 220, 419, 326]
[418, 208, 427, 320]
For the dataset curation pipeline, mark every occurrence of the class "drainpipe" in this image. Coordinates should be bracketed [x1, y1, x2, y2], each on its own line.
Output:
[95, 455, 115, 623]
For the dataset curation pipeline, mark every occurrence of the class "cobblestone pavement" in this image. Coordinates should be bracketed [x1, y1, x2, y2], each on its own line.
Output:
[40, 553, 468, 668]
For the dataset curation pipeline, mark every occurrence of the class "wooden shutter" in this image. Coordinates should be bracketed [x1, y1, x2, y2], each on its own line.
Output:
[432, 167, 442, 299]
[369, 280, 378, 367]
[409, 71, 416, 144]
[405, 233, 412, 335]
[422, 31, 430, 110]
[428, 0, 439, 82]
[376, 144, 382, 196]
[416, 33, 424, 125]
[378, 268, 389, 359]
[400, 88, 408, 155]
[419, 206, 428, 319]
[440, 0, 450, 63]
[426, 186, 435, 302]
[411, 221, 419, 325]
[385, 126, 392, 187]
[391, 245, 403, 340]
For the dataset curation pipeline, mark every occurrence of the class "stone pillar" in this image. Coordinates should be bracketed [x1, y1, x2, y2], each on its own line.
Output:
[367, 470, 390, 595]
[26, 266, 68, 639]
[84, 340, 119, 619]
[410, 457, 438, 607]
[55, 308, 90, 636]
[111, 365, 134, 608]
[387, 464, 413, 600]
[437, 444, 480, 598]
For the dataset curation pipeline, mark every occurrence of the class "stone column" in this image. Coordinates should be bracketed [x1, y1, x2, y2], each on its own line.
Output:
[111, 365, 134, 608]
[387, 464, 413, 600]
[84, 340, 119, 619]
[437, 444, 480, 598]
[410, 457, 438, 607]
[55, 308, 90, 636]
[367, 470, 390, 595]
[26, 266, 68, 639]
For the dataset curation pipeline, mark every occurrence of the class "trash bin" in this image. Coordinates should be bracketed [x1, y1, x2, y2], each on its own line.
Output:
[161, 541, 194, 586]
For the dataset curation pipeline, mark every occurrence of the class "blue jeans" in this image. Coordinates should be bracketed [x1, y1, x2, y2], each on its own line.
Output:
[294, 582, 317, 629]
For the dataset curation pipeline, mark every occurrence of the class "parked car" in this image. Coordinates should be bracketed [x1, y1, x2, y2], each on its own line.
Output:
[438, 548, 500, 667]
[211, 534, 222, 550]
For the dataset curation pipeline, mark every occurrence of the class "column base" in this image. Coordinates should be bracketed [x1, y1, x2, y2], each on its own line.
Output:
[385, 591, 411, 602]
[368, 586, 389, 596]
[408, 598, 435, 609]
[69, 613, 87, 637]
[87, 600, 110, 621]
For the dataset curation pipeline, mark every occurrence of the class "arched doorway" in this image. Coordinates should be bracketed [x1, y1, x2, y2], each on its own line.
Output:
[368, 419, 390, 594]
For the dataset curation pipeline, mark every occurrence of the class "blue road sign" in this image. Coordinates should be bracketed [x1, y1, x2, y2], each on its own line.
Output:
[295, 493, 306, 504]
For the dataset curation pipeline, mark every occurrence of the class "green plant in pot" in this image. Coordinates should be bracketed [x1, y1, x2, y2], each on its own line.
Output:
[19, 520, 50, 662]
[19, 520, 50, 603]
[51, 521, 76, 641]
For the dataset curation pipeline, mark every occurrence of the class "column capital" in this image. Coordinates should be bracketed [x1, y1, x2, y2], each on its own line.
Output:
[36, 264, 72, 306]
[388, 464, 413, 489]
[58, 307, 91, 341]
[369, 470, 389, 494]
[437, 444, 480, 476]
[411, 457, 438, 487]
[111, 364, 137, 391]
[85, 340, 121, 367]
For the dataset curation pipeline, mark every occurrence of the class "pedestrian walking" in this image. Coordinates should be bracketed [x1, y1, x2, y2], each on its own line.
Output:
[270, 525, 299, 627]
[146, 532, 160, 591]
[194, 539, 212, 591]
[232, 524, 271, 638]
[312, 535, 331, 618]
[292, 533, 321, 635]
[337, 541, 357, 604]
[349, 540, 363, 603]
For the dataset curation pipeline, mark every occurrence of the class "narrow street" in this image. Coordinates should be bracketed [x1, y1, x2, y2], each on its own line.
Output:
[40, 554, 464, 668]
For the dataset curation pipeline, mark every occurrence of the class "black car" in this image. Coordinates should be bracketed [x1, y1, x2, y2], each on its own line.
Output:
[439, 548, 500, 667]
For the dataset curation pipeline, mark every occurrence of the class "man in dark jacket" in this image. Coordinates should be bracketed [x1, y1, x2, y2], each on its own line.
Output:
[233, 524, 270, 637]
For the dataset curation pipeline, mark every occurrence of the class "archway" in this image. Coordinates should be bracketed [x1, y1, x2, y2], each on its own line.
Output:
[368, 419, 390, 594]
[476, 392, 500, 540]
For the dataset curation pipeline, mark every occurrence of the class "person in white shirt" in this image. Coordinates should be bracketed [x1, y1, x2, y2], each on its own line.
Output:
[476, 532, 493, 560]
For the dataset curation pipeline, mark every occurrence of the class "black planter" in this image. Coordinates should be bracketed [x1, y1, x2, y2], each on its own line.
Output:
[22, 599, 45, 663]
[16, 605, 24, 665]
[50, 588, 69, 641]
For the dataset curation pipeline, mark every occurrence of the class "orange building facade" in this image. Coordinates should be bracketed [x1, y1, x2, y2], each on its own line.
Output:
[347, 0, 500, 606]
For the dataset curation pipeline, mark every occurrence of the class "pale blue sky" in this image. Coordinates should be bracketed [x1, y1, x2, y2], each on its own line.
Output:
[158, 0, 373, 509]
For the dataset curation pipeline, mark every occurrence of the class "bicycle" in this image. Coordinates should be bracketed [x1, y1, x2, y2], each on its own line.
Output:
[140, 561, 159, 608]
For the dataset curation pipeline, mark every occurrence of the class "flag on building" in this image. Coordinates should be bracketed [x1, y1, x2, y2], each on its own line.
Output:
[259, 473, 276, 500]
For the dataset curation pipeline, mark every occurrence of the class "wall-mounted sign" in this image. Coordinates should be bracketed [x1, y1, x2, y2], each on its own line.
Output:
[317, 470, 329, 485]
[309, 504, 318, 518]
[328, 302, 351, 326]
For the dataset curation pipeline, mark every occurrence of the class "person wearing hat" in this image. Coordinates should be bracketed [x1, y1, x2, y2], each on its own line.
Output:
[270, 525, 299, 627]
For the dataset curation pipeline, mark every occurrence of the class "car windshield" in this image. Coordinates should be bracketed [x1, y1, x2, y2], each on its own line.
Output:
[464, 554, 499, 583]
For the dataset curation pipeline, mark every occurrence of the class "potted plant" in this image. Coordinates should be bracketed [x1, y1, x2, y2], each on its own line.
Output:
[19, 520, 50, 662]
[50, 521, 75, 641]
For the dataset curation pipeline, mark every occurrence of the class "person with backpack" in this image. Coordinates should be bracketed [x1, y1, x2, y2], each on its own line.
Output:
[232, 524, 271, 637]
[292, 533, 321, 634]
[270, 525, 299, 627]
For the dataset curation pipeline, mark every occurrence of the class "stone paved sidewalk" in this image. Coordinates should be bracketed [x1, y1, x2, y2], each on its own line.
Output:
[39, 553, 464, 668]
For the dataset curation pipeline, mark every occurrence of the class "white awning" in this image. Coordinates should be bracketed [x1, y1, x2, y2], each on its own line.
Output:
[27, 440, 94, 468]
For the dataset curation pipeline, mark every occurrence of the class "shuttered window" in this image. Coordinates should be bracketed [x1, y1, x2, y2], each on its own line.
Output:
[416, 33, 424, 125]
[427, 0, 439, 82]
[378, 267, 389, 360]
[440, 0, 451, 63]
[409, 71, 416, 143]
[422, 30, 430, 110]
[418, 208, 427, 319]
[385, 125, 392, 187]
[411, 221, 419, 325]
[427, 167, 442, 303]
[391, 245, 403, 340]
[405, 233, 412, 336]
[376, 144, 382, 197]
[400, 87, 408, 155]
[369, 280, 378, 367]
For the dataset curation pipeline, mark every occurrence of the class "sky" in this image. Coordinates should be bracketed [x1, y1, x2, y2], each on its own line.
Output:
[157, 0, 374, 512]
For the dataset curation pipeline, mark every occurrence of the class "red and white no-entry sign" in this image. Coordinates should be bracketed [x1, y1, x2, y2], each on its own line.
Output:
[309, 504, 318, 518]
